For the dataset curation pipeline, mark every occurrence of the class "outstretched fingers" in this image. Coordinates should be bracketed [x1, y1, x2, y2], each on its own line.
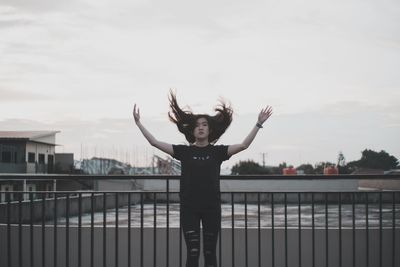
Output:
[133, 103, 140, 122]
[265, 106, 273, 116]
[258, 106, 273, 124]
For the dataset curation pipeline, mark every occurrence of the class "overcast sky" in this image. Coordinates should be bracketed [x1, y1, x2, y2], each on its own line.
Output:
[1, 0, 399, 169]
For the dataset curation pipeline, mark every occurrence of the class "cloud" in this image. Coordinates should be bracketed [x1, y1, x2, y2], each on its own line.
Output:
[0, 0, 79, 13]
[0, 87, 53, 102]
[0, 17, 33, 29]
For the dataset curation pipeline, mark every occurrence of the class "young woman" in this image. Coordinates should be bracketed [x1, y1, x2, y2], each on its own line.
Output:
[133, 91, 272, 267]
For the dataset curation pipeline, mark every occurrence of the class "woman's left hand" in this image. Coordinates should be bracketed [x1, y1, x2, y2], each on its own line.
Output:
[257, 106, 273, 125]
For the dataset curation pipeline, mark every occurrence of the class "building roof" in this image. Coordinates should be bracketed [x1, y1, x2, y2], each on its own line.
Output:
[0, 131, 60, 145]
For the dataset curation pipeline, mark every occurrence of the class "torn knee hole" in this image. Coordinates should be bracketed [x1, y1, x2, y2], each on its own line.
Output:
[185, 231, 199, 240]
[189, 248, 199, 256]
[185, 230, 199, 236]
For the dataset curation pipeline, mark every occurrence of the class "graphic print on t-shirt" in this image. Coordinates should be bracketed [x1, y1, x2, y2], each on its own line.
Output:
[192, 155, 210, 160]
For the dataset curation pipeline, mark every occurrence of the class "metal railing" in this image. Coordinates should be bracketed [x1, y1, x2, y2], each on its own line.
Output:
[0, 174, 399, 267]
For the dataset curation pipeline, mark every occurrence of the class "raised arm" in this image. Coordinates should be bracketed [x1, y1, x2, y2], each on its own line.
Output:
[133, 104, 174, 156]
[227, 106, 273, 157]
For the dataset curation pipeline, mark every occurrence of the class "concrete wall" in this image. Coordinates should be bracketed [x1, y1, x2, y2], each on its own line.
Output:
[97, 180, 141, 191]
[221, 179, 360, 192]
[143, 179, 359, 193]
[0, 226, 398, 267]
[0, 193, 142, 224]
[139, 179, 361, 205]
[359, 179, 400, 190]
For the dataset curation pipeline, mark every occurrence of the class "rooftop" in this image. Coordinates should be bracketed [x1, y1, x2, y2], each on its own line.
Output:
[0, 131, 60, 145]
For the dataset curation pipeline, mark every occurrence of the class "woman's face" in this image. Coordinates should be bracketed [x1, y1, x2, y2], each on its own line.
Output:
[193, 117, 210, 141]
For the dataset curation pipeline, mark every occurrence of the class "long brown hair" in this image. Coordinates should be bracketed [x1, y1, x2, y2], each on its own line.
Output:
[168, 90, 233, 144]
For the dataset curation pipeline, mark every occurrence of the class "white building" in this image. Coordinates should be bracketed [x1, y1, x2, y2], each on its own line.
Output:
[0, 131, 60, 174]
[0, 131, 60, 202]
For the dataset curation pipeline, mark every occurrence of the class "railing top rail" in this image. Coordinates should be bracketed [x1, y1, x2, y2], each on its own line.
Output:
[0, 173, 400, 180]
[2, 190, 399, 194]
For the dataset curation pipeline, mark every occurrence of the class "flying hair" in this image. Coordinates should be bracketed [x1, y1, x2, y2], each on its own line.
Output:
[167, 89, 233, 144]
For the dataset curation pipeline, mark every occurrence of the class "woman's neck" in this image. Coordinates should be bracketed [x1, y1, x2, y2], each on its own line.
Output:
[194, 140, 209, 147]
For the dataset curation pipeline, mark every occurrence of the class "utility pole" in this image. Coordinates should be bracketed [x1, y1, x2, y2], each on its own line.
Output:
[261, 152, 267, 168]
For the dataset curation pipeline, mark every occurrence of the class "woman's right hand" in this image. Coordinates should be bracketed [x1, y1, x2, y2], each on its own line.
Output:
[133, 103, 140, 124]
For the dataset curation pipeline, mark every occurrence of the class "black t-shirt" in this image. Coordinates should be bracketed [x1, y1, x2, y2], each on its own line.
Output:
[172, 144, 231, 210]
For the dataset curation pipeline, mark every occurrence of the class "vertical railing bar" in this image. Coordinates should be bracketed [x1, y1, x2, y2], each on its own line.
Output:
[325, 192, 328, 267]
[18, 196, 22, 267]
[66, 193, 70, 267]
[30, 192, 34, 267]
[103, 192, 107, 267]
[258, 192, 261, 267]
[392, 192, 395, 267]
[115, 192, 119, 267]
[231, 192, 235, 267]
[7, 192, 11, 267]
[219, 193, 222, 267]
[128, 193, 131, 267]
[271, 192, 275, 267]
[91, 192, 94, 267]
[179, 199, 184, 267]
[312, 192, 315, 267]
[245, 192, 248, 267]
[285, 192, 288, 267]
[153, 192, 157, 267]
[366, 192, 369, 267]
[298, 192, 302, 267]
[42, 192, 46, 267]
[78, 192, 82, 267]
[379, 192, 382, 267]
[53, 192, 57, 267]
[140, 193, 144, 267]
[339, 192, 342, 267]
[352, 192, 355, 267]
[166, 178, 170, 267]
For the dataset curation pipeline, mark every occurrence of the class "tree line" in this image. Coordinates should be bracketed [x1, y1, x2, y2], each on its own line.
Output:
[231, 149, 399, 175]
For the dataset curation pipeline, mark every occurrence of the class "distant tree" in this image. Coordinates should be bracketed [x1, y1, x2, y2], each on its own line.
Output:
[231, 160, 270, 175]
[347, 149, 399, 171]
[268, 162, 288, 174]
[296, 163, 315, 174]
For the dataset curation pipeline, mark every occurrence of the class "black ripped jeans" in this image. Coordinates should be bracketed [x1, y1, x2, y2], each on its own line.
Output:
[180, 205, 221, 267]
